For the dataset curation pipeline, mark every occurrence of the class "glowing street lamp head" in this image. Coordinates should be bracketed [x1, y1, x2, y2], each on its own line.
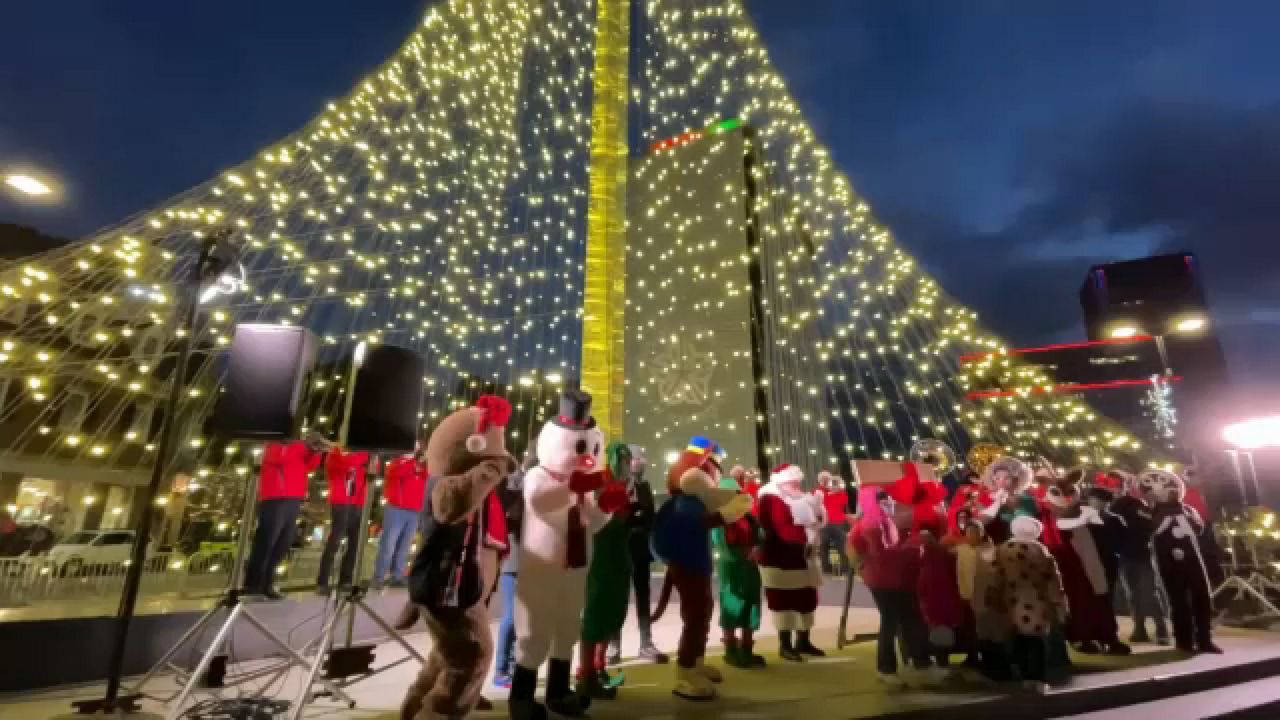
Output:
[1223, 415, 1280, 450]
[1109, 324, 1141, 339]
[1172, 314, 1207, 334]
[4, 174, 52, 196]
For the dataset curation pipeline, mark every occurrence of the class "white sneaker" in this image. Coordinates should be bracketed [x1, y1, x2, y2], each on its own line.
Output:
[878, 672, 906, 688]
[927, 666, 956, 684]
[1021, 680, 1049, 694]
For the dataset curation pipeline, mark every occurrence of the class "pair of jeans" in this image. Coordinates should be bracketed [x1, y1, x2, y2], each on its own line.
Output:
[243, 498, 302, 593]
[869, 589, 932, 674]
[317, 504, 362, 587]
[1120, 555, 1169, 639]
[820, 523, 850, 574]
[495, 573, 518, 677]
[374, 505, 419, 584]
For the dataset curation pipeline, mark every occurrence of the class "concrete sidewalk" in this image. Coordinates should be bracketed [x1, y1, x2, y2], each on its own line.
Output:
[8, 602, 1279, 720]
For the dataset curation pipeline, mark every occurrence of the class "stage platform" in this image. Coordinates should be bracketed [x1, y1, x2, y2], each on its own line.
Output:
[4, 593, 1280, 720]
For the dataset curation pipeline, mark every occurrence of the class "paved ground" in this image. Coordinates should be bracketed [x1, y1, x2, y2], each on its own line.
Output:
[8, 596, 1279, 720]
[1064, 675, 1280, 720]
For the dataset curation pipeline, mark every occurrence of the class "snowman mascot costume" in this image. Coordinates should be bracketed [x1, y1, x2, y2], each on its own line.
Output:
[509, 389, 629, 720]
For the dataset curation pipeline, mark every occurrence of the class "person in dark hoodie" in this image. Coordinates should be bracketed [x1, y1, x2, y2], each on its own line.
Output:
[1106, 469, 1171, 645]
[608, 445, 669, 664]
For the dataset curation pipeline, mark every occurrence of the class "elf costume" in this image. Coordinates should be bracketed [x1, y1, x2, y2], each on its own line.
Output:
[711, 466, 765, 668]
[577, 442, 634, 699]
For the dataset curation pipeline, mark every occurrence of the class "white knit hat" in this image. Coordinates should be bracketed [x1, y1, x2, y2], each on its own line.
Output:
[1011, 515, 1043, 541]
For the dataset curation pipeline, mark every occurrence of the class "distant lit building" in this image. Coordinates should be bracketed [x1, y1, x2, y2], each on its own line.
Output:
[1079, 252, 1231, 456]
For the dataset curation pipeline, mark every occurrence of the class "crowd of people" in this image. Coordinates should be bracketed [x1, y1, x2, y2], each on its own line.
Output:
[239, 390, 1225, 718]
[848, 457, 1224, 693]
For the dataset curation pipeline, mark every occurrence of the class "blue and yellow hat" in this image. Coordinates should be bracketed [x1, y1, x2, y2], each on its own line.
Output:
[687, 435, 713, 455]
[688, 435, 727, 467]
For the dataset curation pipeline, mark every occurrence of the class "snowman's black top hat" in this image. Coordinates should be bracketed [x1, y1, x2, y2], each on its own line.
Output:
[553, 389, 595, 430]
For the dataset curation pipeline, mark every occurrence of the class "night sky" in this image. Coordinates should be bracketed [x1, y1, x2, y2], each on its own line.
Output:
[2, 0, 1277, 391]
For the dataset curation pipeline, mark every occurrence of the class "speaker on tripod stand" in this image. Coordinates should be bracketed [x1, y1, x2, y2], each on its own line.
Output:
[285, 342, 428, 720]
[128, 325, 366, 719]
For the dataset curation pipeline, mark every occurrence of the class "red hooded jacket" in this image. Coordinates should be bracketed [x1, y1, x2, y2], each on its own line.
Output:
[258, 441, 325, 501]
[326, 447, 371, 505]
[383, 455, 428, 512]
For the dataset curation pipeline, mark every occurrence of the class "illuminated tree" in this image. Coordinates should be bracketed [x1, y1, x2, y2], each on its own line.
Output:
[0, 0, 1156, 528]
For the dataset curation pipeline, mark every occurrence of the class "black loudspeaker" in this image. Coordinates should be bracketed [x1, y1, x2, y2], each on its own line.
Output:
[211, 324, 316, 440]
[345, 344, 424, 453]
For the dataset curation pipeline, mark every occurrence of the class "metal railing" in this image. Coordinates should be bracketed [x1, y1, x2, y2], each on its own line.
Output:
[0, 543, 380, 612]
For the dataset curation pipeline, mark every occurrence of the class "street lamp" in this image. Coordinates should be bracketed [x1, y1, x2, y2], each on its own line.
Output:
[1224, 415, 1280, 450]
[4, 174, 52, 196]
[1173, 314, 1207, 334]
[1222, 415, 1277, 510]
[1109, 323, 1141, 339]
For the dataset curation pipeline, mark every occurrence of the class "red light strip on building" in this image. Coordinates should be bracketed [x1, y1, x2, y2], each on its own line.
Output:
[650, 129, 704, 153]
[649, 118, 743, 153]
[959, 335, 1156, 364]
[965, 375, 1182, 400]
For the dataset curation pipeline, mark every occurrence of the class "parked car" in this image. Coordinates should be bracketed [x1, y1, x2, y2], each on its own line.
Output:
[0, 523, 57, 558]
[46, 530, 153, 576]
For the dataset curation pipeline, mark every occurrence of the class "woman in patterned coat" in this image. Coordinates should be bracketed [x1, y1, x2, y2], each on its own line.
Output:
[988, 515, 1069, 692]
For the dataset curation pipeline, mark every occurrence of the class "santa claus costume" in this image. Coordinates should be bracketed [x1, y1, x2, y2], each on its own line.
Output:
[757, 464, 825, 662]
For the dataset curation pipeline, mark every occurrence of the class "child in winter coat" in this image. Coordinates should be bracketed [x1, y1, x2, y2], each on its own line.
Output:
[988, 515, 1069, 692]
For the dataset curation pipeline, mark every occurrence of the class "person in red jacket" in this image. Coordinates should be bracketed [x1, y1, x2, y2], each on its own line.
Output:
[816, 470, 851, 575]
[852, 484, 936, 686]
[243, 432, 329, 599]
[317, 444, 372, 591]
[373, 443, 429, 588]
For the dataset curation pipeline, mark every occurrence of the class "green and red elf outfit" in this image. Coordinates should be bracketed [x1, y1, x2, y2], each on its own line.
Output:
[711, 465, 765, 668]
[577, 442, 634, 699]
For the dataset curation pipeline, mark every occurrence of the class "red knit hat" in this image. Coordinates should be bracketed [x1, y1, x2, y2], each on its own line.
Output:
[465, 395, 513, 453]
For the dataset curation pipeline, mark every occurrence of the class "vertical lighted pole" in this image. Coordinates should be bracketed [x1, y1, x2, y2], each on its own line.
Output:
[581, 0, 630, 438]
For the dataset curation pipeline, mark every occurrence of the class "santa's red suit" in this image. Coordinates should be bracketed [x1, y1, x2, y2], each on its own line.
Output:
[757, 465, 822, 645]
[1039, 495, 1124, 652]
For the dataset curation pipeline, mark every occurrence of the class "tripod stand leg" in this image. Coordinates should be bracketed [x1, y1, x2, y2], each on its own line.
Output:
[837, 571, 856, 649]
[130, 604, 223, 697]
[270, 602, 356, 720]
[1241, 576, 1280, 618]
[355, 598, 427, 664]
[166, 603, 244, 720]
